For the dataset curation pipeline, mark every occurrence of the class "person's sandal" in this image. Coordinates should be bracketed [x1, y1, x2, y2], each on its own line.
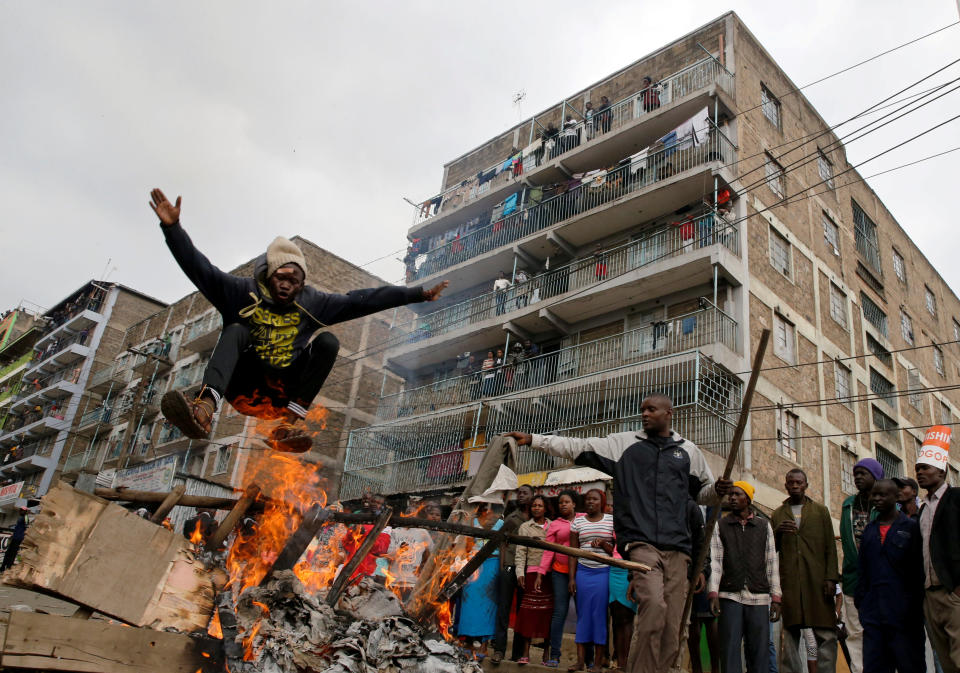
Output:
[490, 651, 503, 665]
[517, 657, 529, 665]
[160, 390, 214, 439]
[544, 659, 560, 668]
[268, 418, 313, 453]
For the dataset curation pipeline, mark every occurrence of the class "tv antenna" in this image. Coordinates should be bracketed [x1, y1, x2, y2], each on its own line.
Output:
[513, 89, 527, 119]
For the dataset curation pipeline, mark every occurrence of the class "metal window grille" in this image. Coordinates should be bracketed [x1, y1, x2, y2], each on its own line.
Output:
[908, 368, 924, 411]
[818, 151, 834, 189]
[822, 213, 840, 254]
[214, 444, 233, 474]
[841, 448, 857, 494]
[761, 85, 781, 128]
[866, 333, 892, 366]
[765, 155, 785, 197]
[869, 368, 896, 410]
[853, 202, 882, 275]
[778, 409, 799, 462]
[830, 283, 847, 328]
[953, 319, 960, 342]
[872, 405, 900, 450]
[925, 287, 937, 317]
[876, 445, 904, 478]
[861, 293, 888, 337]
[892, 250, 906, 283]
[769, 227, 790, 275]
[935, 345, 945, 376]
[901, 311, 914, 345]
[834, 360, 852, 401]
[941, 400, 952, 424]
[774, 315, 796, 364]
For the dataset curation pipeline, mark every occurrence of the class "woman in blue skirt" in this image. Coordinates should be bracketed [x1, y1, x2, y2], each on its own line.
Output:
[457, 504, 504, 658]
[568, 489, 615, 672]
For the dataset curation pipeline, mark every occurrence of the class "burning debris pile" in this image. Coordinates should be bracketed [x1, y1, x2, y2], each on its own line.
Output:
[225, 571, 479, 673]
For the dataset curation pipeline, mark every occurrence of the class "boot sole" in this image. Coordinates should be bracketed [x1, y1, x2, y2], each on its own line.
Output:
[160, 391, 210, 440]
[266, 434, 313, 453]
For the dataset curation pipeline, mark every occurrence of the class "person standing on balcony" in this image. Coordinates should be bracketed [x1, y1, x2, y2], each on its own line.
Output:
[771, 469, 840, 673]
[514, 269, 530, 309]
[149, 188, 448, 452]
[640, 77, 661, 113]
[505, 394, 730, 673]
[494, 272, 512, 316]
[839, 457, 883, 673]
[597, 96, 612, 134]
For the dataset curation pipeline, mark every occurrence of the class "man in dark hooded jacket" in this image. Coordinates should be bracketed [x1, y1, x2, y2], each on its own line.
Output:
[149, 188, 448, 451]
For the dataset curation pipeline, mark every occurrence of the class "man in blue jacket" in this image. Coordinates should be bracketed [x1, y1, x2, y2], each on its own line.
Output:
[854, 479, 925, 673]
[149, 188, 448, 451]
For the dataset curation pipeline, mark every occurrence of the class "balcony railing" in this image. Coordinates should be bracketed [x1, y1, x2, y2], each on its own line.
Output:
[379, 303, 738, 420]
[186, 313, 222, 343]
[12, 363, 82, 406]
[0, 353, 32, 383]
[410, 127, 735, 282]
[395, 213, 739, 347]
[342, 349, 741, 498]
[30, 328, 90, 368]
[412, 56, 734, 228]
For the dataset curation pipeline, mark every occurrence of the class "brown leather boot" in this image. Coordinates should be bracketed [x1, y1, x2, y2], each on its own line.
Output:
[268, 417, 312, 453]
[160, 389, 215, 440]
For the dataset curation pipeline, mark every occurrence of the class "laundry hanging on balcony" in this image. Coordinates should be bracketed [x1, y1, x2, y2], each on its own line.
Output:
[658, 106, 711, 156]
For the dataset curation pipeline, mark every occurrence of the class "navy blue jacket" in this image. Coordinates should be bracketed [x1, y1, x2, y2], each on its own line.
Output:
[854, 512, 924, 627]
[163, 223, 425, 368]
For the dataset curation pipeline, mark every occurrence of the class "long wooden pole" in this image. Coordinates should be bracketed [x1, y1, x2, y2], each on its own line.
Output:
[676, 328, 770, 662]
[325, 506, 394, 607]
[96, 488, 238, 510]
[205, 485, 260, 551]
[148, 484, 186, 524]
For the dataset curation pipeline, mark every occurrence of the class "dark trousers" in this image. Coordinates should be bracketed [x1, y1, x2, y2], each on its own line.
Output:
[1, 537, 22, 571]
[202, 323, 340, 413]
[549, 570, 571, 660]
[494, 565, 527, 658]
[718, 599, 769, 673]
[862, 622, 926, 673]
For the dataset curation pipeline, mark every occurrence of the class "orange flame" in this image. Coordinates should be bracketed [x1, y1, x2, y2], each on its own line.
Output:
[189, 520, 205, 545]
[207, 609, 223, 639]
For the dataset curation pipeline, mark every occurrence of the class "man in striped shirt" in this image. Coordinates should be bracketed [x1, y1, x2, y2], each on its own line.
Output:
[708, 481, 781, 673]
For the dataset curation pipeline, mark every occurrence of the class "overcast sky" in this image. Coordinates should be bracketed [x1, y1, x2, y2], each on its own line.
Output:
[2, 1, 959, 313]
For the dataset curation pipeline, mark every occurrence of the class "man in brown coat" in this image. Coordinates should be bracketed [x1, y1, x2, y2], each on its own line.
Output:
[771, 468, 840, 673]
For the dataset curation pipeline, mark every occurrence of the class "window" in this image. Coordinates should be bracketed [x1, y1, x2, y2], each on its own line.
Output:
[866, 333, 892, 366]
[841, 448, 857, 494]
[861, 293, 888, 337]
[907, 368, 924, 412]
[934, 345, 945, 376]
[925, 286, 938, 317]
[822, 212, 840, 255]
[900, 311, 914, 345]
[829, 283, 848, 328]
[761, 85, 781, 128]
[914, 435, 924, 459]
[834, 360, 852, 402]
[769, 227, 791, 276]
[818, 150, 834, 189]
[876, 445, 903, 478]
[853, 201, 882, 275]
[949, 465, 960, 488]
[940, 400, 952, 425]
[892, 249, 906, 283]
[774, 314, 796, 365]
[872, 405, 899, 449]
[765, 154, 785, 197]
[214, 444, 233, 474]
[778, 409, 800, 461]
[953, 319, 960, 342]
[869, 367, 895, 409]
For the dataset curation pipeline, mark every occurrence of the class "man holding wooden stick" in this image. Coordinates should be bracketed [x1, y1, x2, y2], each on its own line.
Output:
[506, 393, 731, 673]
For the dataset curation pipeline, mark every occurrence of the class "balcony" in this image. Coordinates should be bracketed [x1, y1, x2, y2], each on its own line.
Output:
[390, 212, 741, 369]
[77, 405, 113, 434]
[180, 313, 222, 354]
[9, 364, 83, 412]
[131, 341, 176, 376]
[0, 437, 57, 476]
[34, 301, 103, 352]
[0, 353, 31, 387]
[342, 349, 742, 499]
[409, 125, 736, 289]
[379, 302, 738, 420]
[26, 330, 91, 377]
[411, 56, 735, 237]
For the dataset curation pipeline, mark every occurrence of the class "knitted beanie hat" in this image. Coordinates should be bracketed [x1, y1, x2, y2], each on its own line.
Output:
[732, 480, 755, 502]
[266, 237, 307, 278]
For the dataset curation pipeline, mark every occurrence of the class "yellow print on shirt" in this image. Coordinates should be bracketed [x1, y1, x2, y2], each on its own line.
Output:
[249, 307, 301, 367]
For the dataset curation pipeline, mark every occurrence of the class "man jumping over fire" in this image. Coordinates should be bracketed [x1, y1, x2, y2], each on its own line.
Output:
[149, 188, 448, 452]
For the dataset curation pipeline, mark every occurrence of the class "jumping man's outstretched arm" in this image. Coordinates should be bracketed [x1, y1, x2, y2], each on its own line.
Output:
[149, 188, 248, 314]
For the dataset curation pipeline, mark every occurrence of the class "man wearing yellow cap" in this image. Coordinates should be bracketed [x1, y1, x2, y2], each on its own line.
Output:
[149, 188, 449, 451]
[915, 427, 960, 672]
[707, 480, 781, 673]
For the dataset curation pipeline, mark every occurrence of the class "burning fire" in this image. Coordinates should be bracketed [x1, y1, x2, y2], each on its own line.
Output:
[189, 519, 205, 545]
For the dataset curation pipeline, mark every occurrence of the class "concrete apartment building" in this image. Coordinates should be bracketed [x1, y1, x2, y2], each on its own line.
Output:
[342, 12, 960, 517]
[60, 235, 399, 507]
[0, 283, 166, 524]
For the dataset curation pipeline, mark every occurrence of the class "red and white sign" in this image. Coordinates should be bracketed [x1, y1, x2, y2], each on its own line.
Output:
[0, 482, 23, 507]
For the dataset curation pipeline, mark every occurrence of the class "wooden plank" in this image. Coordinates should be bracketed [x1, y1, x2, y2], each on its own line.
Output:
[1, 611, 223, 673]
[95, 487, 238, 510]
[148, 484, 186, 524]
[204, 484, 259, 551]
[4, 482, 214, 632]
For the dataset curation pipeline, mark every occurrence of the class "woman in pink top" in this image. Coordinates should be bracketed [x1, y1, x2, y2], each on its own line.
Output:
[534, 490, 581, 667]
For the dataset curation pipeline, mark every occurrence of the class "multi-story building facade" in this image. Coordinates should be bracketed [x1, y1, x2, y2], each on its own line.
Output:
[0, 283, 166, 522]
[342, 12, 960, 517]
[60, 235, 399, 507]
